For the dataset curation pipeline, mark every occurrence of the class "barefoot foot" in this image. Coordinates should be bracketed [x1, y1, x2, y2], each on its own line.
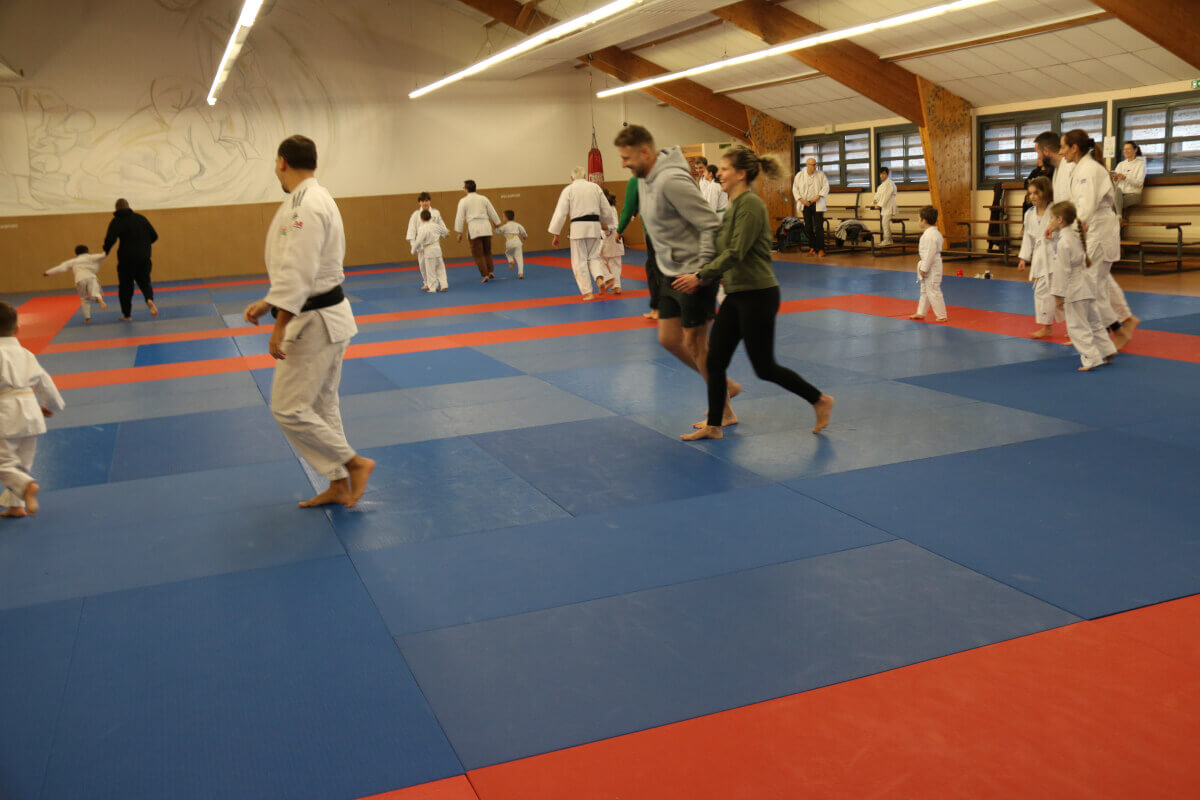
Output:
[693, 409, 738, 429]
[345, 456, 376, 508]
[147, 300, 158, 318]
[812, 394, 834, 434]
[84, 318, 91, 324]
[299, 483, 350, 508]
[23, 482, 39, 516]
[908, 314, 925, 320]
[1030, 326, 1053, 339]
[581, 293, 596, 302]
[682, 425, 723, 441]
[727, 379, 743, 400]
[97, 296, 107, 309]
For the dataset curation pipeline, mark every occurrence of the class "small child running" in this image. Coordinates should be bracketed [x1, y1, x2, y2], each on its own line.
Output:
[44, 245, 107, 323]
[495, 210, 528, 278]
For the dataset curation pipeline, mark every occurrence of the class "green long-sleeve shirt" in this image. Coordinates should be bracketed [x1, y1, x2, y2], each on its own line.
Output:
[696, 190, 778, 293]
[617, 176, 639, 234]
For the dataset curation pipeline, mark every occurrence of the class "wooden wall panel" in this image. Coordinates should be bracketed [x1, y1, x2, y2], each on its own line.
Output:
[747, 111, 796, 223]
[916, 76, 973, 241]
[1, 178, 645, 293]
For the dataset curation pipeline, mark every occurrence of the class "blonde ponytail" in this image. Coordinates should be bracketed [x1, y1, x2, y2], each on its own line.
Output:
[1076, 220, 1091, 268]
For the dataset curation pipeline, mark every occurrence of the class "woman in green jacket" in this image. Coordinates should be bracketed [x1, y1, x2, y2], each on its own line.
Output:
[673, 146, 834, 440]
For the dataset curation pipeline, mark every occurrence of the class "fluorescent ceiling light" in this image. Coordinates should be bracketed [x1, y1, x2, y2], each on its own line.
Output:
[597, 0, 999, 98]
[410, 0, 644, 99]
[206, 0, 266, 106]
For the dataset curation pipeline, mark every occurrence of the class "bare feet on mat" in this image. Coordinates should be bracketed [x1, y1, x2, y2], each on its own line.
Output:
[1123, 315, 1140, 336]
[935, 317, 948, 323]
[23, 482, 39, 516]
[682, 424, 723, 441]
[613, 287, 622, 294]
[1078, 365, 1095, 372]
[693, 408, 738, 429]
[812, 394, 834, 434]
[817, 250, 826, 258]
[299, 483, 350, 508]
[908, 314, 924, 320]
[147, 299, 158, 317]
[727, 379, 742, 399]
[84, 318, 91, 324]
[1031, 326, 1052, 339]
[581, 293, 595, 302]
[121, 316, 131, 322]
[642, 309, 658, 320]
[96, 296, 107, 309]
[438, 287, 448, 292]
[346, 456, 376, 508]
[1111, 328, 1130, 349]
[2, 507, 27, 517]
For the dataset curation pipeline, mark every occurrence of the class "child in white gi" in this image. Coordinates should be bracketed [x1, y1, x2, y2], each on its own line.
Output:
[871, 167, 898, 246]
[1047, 201, 1117, 372]
[1017, 176, 1062, 339]
[909, 205, 947, 322]
[0, 302, 65, 517]
[43, 245, 108, 323]
[495, 210, 528, 279]
[411, 210, 449, 292]
[600, 191, 625, 294]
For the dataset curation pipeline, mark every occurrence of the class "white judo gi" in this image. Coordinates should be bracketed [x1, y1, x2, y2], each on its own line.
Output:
[1019, 206, 1062, 326]
[495, 220, 527, 277]
[406, 207, 445, 291]
[548, 179, 617, 296]
[0, 337, 65, 509]
[873, 178, 898, 245]
[599, 198, 625, 291]
[915, 225, 946, 319]
[1070, 152, 1130, 328]
[263, 177, 360, 482]
[411, 220, 449, 291]
[1050, 226, 1116, 370]
[699, 177, 728, 213]
[45, 253, 106, 320]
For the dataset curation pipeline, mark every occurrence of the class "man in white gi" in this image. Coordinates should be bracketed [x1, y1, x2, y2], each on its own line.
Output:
[405, 192, 444, 292]
[455, 180, 501, 283]
[549, 167, 617, 300]
[243, 135, 374, 508]
[870, 166, 898, 246]
[793, 158, 830, 257]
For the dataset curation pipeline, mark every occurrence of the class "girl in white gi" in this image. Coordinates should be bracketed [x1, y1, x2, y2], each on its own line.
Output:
[599, 190, 625, 294]
[1017, 176, 1062, 339]
[703, 164, 728, 213]
[871, 167, 898, 246]
[0, 302, 65, 517]
[243, 135, 374, 508]
[495, 210, 528, 278]
[405, 192, 445, 292]
[1062, 129, 1138, 349]
[411, 210, 449, 292]
[1046, 201, 1117, 372]
[44, 245, 108, 323]
[909, 206, 947, 322]
[1111, 141, 1146, 218]
[549, 167, 618, 300]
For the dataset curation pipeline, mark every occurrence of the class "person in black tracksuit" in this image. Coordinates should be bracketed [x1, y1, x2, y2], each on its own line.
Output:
[103, 198, 159, 320]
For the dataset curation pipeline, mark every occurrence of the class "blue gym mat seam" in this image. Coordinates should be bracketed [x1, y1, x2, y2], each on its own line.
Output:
[34, 599, 85, 800]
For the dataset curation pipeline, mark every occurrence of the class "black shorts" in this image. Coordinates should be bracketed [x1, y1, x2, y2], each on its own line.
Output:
[658, 281, 718, 329]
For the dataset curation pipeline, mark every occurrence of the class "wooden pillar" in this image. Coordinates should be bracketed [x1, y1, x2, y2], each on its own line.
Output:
[746, 110, 795, 223]
[916, 77, 973, 242]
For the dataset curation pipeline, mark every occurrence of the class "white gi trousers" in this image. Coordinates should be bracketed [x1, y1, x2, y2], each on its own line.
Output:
[1107, 275, 1131, 322]
[880, 211, 894, 246]
[603, 256, 622, 290]
[1090, 261, 1121, 328]
[1065, 298, 1117, 369]
[76, 277, 102, 319]
[569, 237, 607, 295]
[270, 315, 356, 482]
[1032, 276, 1064, 326]
[505, 244, 524, 277]
[422, 252, 448, 290]
[0, 436, 36, 508]
[917, 272, 946, 318]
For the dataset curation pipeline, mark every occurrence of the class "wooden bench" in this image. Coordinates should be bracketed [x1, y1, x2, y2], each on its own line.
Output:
[954, 221, 1016, 265]
[1117, 221, 1196, 274]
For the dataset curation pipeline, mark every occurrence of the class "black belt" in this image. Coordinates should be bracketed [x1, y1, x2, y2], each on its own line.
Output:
[572, 214, 600, 223]
[271, 284, 344, 318]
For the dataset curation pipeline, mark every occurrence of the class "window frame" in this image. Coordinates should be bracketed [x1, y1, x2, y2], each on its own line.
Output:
[794, 129, 872, 189]
[1114, 91, 1200, 185]
[975, 103, 1107, 188]
[874, 123, 928, 188]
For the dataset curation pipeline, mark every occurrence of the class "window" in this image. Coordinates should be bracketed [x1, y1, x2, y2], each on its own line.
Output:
[794, 130, 871, 188]
[876, 125, 926, 184]
[1116, 92, 1200, 178]
[976, 104, 1105, 186]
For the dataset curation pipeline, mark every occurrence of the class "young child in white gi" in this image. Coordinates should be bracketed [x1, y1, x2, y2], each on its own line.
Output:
[495, 210, 528, 279]
[909, 205, 947, 322]
[43, 245, 107, 323]
[411, 209, 449, 292]
[1047, 201, 1117, 372]
[1017, 176, 1062, 339]
[599, 190, 625, 294]
[0, 302, 65, 517]
[406, 192, 445, 292]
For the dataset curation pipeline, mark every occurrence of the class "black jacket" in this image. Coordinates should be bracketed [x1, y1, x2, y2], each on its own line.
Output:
[104, 208, 158, 264]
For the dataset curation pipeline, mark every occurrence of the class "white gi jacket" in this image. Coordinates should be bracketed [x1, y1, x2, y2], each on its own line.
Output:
[496, 221, 527, 248]
[406, 208, 443, 243]
[0, 338, 65, 438]
[1052, 159, 1074, 210]
[411, 220, 447, 258]
[873, 178, 898, 215]
[792, 169, 830, 212]
[1070, 152, 1121, 263]
[263, 177, 357, 344]
[1113, 156, 1145, 195]
[45, 253, 105, 285]
[918, 226, 944, 278]
[454, 193, 501, 239]
[1019, 207, 1053, 280]
[1049, 226, 1094, 302]
[548, 179, 616, 240]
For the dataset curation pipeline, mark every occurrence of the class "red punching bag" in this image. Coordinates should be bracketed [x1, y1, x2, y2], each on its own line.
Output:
[587, 72, 604, 184]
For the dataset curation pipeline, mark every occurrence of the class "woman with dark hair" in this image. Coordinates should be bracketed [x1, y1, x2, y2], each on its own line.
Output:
[673, 146, 834, 440]
[1111, 141, 1146, 218]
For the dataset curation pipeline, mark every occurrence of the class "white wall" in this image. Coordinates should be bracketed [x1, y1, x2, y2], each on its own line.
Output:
[0, 0, 727, 217]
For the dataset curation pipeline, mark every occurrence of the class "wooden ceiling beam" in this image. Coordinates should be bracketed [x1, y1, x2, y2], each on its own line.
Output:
[1088, 0, 1200, 69]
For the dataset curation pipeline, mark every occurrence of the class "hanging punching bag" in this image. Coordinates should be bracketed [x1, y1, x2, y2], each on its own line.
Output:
[587, 71, 604, 184]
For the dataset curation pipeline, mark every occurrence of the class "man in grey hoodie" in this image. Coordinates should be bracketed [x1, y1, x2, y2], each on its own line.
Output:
[615, 125, 739, 426]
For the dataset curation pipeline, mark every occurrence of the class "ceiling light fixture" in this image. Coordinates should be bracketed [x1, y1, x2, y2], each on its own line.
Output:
[410, 0, 644, 99]
[206, 0, 266, 106]
[596, 0, 1000, 98]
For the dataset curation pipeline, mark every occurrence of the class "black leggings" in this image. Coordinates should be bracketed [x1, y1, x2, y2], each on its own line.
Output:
[644, 235, 662, 311]
[706, 285, 821, 427]
[117, 261, 154, 318]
